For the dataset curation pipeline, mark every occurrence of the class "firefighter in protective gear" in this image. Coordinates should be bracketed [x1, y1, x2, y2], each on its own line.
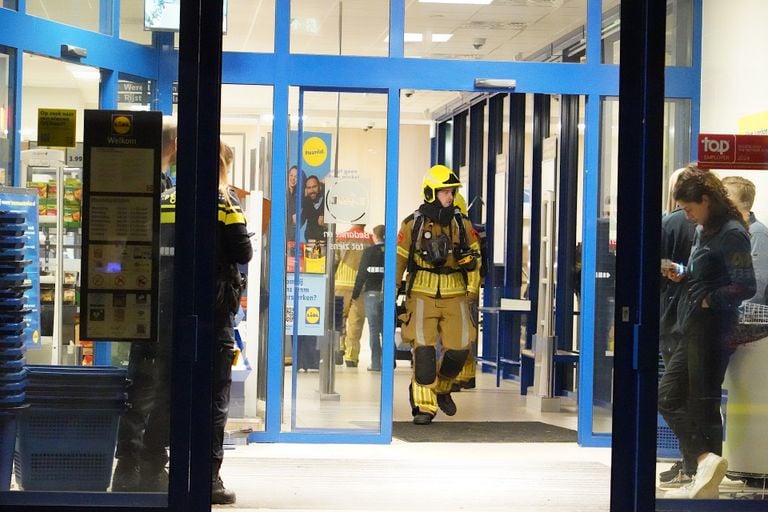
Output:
[334, 224, 374, 366]
[452, 192, 480, 391]
[395, 165, 482, 425]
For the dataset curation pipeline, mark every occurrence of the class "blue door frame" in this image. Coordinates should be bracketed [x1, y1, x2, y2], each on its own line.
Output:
[272, 85, 397, 443]
[0, 0, 702, 448]
[2, 1, 740, 511]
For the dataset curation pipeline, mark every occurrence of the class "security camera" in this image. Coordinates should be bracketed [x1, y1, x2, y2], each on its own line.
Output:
[472, 37, 486, 50]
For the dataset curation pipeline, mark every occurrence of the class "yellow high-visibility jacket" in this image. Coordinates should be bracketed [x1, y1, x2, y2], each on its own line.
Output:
[395, 211, 481, 298]
[334, 227, 373, 291]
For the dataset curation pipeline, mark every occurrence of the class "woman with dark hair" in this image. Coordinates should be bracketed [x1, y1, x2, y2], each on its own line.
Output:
[660, 164, 755, 499]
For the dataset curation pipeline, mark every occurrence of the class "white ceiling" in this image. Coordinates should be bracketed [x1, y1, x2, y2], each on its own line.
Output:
[21, 0, 588, 128]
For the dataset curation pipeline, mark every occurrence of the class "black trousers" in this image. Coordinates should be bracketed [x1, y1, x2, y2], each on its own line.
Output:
[658, 311, 732, 474]
[115, 272, 174, 468]
[116, 309, 235, 476]
[115, 342, 160, 463]
[141, 336, 172, 467]
[212, 312, 237, 473]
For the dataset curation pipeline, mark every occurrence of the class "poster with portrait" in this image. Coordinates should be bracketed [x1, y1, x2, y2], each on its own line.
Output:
[286, 131, 333, 271]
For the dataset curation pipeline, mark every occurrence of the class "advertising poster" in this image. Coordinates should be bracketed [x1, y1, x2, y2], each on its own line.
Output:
[285, 273, 326, 336]
[287, 131, 334, 272]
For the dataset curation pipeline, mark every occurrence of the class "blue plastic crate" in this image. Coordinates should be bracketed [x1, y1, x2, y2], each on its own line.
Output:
[14, 406, 124, 491]
[657, 413, 681, 459]
[0, 369, 26, 382]
[25, 365, 126, 379]
[0, 380, 26, 394]
[0, 392, 25, 409]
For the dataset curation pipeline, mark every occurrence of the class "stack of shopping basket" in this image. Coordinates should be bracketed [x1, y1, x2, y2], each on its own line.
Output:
[13, 365, 128, 491]
[0, 210, 31, 490]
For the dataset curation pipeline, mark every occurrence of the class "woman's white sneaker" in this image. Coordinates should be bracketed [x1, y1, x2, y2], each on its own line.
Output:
[663, 454, 727, 499]
[690, 453, 727, 499]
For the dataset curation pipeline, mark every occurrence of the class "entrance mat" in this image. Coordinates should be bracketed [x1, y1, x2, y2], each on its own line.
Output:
[392, 421, 577, 443]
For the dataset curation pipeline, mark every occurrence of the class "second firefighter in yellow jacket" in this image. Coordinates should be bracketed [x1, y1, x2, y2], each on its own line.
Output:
[334, 224, 373, 367]
[395, 165, 481, 425]
[452, 191, 482, 391]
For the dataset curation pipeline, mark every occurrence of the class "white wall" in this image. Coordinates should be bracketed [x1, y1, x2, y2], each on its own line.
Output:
[397, 124, 432, 225]
[20, 86, 98, 143]
[701, 0, 768, 222]
[701, 0, 768, 133]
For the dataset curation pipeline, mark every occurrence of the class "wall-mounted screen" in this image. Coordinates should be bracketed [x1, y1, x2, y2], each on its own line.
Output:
[144, 0, 228, 33]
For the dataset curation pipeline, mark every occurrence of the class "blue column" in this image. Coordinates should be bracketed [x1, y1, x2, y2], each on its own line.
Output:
[154, 32, 176, 115]
[99, 68, 117, 109]
[389, 0, 404, 58]
[98, 0, 116, 36]
[577, 93, 604, 445]
[93, 342, 111, 365]
[263, 0, 291, 439]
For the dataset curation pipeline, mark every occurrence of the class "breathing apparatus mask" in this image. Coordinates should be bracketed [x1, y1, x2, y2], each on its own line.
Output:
[419, 231, 451, 267]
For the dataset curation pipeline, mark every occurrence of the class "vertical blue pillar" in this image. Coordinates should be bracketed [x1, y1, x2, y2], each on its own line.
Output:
[98, 0, 116, 36]
[154, 32, 176, 114]
[99, 68, 118, 110]
[264, 0, 291, 438]
[94, 342, 111, 365]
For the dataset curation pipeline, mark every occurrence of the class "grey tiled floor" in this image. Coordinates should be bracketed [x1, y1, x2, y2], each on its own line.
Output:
[218, 367, 612, 511]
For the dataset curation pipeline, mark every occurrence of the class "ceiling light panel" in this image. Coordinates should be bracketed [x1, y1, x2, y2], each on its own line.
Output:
[431, 33, 454, 42]
[418, 0, 494, 4]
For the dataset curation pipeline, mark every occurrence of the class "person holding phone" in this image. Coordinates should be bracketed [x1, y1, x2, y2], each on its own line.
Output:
[661, 165, 755, 500]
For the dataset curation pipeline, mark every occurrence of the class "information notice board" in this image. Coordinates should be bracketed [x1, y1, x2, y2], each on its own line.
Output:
[80, 111, 161, 341]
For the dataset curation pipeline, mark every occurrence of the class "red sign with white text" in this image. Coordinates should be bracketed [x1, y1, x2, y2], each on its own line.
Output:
[698, 134, 768, 170]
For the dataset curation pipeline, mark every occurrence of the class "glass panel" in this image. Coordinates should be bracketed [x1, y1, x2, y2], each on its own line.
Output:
[123, 0, 238, 47]
[20, 54, 99, 153]
[660, 98, 691, 209]
[593, 97, 617, 435]
[284, 88, 387, 431]
[220, 84, 273, 433]
[223, 0, 275, 53]
[405, 0, 586, 62]
[601, 0, 694, 66]
[26, 0, 104, 34]
[119, 0, 153, 45]
[6, 51, 187, 501]
[665, 0, 693, 66]
[9, 53, 131, 496]
[601, 0, 620, 65]
[596, 97, 692, 436]
[2, 0, 18, 11]
[657, 1, 766, 501]
[0, 46, 14, 185]
[290, 0, 389, 56]
[117, 74, 153, 111]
